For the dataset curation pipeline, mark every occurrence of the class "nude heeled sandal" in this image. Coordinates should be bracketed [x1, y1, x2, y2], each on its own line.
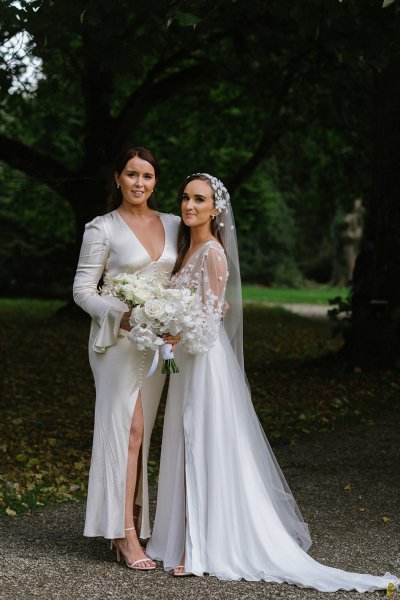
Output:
[172, 563, 193, 577]
[111, 527, 156, 571]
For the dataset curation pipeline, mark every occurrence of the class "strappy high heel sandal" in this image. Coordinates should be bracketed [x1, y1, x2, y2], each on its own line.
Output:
[111, 527, 156, 571]
[172, 564, 193, 577]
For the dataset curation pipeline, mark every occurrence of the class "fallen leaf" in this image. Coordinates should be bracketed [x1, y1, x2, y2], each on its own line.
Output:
[387, 582, 395, 597]
[2, 301, 400, 516]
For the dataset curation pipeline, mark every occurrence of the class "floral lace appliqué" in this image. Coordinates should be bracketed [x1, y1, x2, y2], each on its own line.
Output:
[171, 242, 227, 354]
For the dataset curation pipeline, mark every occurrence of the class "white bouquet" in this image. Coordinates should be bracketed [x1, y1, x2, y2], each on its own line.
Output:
[110, 272, 158, 308]
[109, 273, 196, 374]
[178, 291, 222, 354]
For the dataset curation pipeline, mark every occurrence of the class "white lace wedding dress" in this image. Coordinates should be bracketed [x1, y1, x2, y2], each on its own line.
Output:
[146, 240, 398, 593]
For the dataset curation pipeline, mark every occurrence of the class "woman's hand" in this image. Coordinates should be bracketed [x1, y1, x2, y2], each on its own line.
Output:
[163, 333, 181, 352]
[120, 310, 132, 331]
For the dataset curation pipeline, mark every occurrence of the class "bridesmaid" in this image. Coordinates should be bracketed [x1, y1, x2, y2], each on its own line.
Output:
[73, 147, 180, 570]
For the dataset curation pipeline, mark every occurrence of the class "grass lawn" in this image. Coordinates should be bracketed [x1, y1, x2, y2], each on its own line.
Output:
[1, 298, 398, 517]
[242, 285, 348, 305]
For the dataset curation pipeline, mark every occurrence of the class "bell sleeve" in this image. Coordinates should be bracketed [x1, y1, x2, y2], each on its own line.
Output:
[73, 217, 126, 353]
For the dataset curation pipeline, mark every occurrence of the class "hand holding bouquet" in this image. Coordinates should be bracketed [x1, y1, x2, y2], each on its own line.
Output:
[109, 273, 196, 374]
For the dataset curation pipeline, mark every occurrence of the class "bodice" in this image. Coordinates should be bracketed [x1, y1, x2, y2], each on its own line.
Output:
[103, 210, 179, 280]
[171, 241, 228, 354]
[171, 240, 227, 294]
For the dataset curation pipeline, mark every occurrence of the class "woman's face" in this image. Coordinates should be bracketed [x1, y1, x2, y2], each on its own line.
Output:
[115, 156, 156, 208]
[181, 179, 217, 228]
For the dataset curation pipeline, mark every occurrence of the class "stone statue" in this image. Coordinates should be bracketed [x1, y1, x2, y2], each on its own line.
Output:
[331, 198, 364, 287]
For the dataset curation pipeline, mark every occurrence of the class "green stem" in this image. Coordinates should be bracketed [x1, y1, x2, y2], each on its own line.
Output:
[161, 359, 180, 374]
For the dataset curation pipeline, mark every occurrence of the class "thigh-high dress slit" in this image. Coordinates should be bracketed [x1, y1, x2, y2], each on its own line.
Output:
[73, 210, 180, 539]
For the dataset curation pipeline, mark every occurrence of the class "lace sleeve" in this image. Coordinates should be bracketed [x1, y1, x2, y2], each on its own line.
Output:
[182, 243, 228, 354]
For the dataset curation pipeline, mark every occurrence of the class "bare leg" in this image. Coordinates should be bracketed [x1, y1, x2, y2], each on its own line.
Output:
[115, 393, 155, 568]
[133, 446, 142, 537]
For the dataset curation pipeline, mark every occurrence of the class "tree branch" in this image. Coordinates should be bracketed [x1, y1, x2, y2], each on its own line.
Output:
[111, 22, 238, 151]
[227, 52, 309, 192]
[0, 133, 78, 202]
[115, 22, 231, 128]
[111, 62, 210, 151]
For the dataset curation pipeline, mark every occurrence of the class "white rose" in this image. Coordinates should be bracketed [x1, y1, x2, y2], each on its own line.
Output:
[164, 288, 183, 300]
[122, 283, 137, 302]
[144, 298, 166, 320]
[132, 285, 152, 304]
[130, 306, 147, 326]
[112, 283, 125, 297]
[113, 272, 131, 284]
[164, 300, 181, 315]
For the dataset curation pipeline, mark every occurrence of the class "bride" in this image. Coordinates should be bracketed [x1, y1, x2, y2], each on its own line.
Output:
[146, 173, 398, 593]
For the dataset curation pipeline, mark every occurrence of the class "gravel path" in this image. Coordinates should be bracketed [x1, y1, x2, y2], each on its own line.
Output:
[1, 415, 398, 600]
[263, 303, 333, 319]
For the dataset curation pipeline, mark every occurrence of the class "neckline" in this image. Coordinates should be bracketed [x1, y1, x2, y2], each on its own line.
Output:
[178, 239, 222, 273]
[115, 210, 167, 263]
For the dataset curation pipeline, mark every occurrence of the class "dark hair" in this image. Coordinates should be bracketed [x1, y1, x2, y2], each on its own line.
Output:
[172, 174, 224, 275]
[107, 146, 160, 212]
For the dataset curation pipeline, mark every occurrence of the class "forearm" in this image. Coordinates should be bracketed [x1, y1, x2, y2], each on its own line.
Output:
[73, 217, 125, 350]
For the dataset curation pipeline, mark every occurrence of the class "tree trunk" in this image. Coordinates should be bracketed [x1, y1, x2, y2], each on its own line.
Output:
[346, 59, 400, 368]
[71, 172, 111, 258]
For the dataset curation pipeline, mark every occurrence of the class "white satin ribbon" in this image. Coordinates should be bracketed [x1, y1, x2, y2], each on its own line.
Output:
[146, 342, 174, 378]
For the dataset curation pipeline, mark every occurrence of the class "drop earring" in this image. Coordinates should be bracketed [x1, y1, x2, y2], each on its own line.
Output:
[116, 183, 120, 189]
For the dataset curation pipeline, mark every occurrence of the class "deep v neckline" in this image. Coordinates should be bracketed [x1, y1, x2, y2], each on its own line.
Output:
[115, 210, 166, 263]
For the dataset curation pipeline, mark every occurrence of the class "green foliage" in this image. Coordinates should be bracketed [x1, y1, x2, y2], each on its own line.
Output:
[0, 164, 75, 297]
[327, 292, 353, 345]
[234, 165, 302, 285]
[1, 0, 400, 291]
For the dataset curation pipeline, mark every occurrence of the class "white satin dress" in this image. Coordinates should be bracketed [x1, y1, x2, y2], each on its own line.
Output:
[73, 209, 180, 539]
[147, 241, 398, 593]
